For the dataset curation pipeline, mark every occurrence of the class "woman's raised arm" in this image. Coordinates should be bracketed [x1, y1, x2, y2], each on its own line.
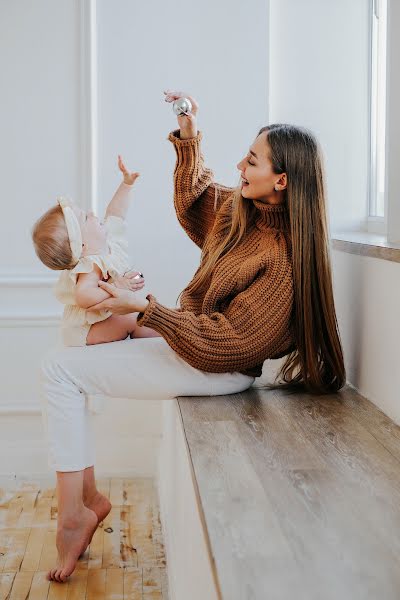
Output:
[164, 90, 234, 248]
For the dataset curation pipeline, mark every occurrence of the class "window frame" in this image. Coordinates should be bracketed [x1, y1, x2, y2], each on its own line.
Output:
[367, 0, 388, 234]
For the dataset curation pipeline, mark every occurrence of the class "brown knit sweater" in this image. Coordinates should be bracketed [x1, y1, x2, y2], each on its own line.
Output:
[136, 129, 295, 377]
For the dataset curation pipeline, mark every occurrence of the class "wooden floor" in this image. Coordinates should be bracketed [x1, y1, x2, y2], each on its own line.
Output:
[0, 477, 169, 599]
[178, 384, 400, 600]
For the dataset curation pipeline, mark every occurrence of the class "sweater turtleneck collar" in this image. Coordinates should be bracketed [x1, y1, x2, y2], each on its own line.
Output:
[252, 198, 290, 232]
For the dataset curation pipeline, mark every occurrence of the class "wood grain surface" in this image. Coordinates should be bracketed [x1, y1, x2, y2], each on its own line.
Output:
[178, 384, 400, 600]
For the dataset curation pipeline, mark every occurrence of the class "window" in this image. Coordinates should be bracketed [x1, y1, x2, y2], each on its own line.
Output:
[368, 0, 387, 231]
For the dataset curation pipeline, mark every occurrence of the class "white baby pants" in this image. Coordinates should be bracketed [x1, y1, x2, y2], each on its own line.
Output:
[40, 337, 255, 471]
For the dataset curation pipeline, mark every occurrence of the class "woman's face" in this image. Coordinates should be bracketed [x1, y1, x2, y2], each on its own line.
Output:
[237, 132, 287, 204]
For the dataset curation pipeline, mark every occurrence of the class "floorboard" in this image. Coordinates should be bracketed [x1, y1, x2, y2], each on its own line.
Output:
[0, 478, 169, 599]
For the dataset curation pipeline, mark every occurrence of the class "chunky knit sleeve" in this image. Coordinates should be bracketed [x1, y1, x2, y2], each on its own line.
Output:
[136, 255, 294, 373]
[168, 129, 234, 248]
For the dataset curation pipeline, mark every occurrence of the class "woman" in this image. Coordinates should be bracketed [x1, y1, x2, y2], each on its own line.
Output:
[42, 90, 346, 582]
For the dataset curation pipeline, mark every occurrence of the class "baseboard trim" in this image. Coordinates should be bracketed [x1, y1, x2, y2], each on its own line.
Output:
[0, 275, 57, 288]
[0, 315, 60, 327]
[0, 405, 41, 416]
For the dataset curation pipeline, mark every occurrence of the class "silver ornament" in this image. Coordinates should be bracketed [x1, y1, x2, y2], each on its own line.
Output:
[172, 97, 192, 116]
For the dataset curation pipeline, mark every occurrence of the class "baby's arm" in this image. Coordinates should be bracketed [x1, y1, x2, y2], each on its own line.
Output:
[105, 155, 140, 221]
[75, 264, 112, 309]
[75, 265, 145, 310]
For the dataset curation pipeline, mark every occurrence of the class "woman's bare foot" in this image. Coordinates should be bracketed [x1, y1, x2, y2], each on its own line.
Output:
[47, 506, 98, 582]
[78, 491, 113, 556]
[85, 491, 112, 525]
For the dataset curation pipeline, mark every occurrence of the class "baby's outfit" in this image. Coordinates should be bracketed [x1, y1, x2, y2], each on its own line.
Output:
[54, 214, 131, 347]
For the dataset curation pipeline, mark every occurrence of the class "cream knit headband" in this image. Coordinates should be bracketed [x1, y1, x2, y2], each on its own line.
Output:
[57, 197, 83, 263]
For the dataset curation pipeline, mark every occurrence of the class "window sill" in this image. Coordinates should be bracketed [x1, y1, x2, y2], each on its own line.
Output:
[331, 232, 400, 263]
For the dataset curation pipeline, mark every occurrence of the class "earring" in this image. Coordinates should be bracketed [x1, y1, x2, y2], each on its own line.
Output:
[274, 186, 278, 191]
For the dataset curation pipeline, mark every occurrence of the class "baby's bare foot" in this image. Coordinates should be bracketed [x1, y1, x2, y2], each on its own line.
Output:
[47, 506, 98, 583]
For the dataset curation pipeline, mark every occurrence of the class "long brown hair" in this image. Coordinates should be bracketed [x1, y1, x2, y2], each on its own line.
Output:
[184, 123, 346, 395]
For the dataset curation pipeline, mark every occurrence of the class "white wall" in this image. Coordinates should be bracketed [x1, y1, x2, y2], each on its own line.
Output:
[269, 0, 400, 424]
[331, 250, 400, 424]
[0, 1, 82, 273]
[0, 0, 270, 481]
[269, 0, 370, 235]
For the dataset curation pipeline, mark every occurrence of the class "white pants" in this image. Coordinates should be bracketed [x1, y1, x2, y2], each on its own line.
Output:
[40, 337, 255, 471]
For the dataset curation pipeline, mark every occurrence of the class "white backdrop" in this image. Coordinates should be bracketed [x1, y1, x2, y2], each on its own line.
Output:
[269, 0, 370, 234]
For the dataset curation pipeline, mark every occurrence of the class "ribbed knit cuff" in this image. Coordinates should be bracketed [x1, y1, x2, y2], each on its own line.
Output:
[136, 293, 181, 336]
[167, 129, 211, 188]
[169, 130, 203, 165]
[136, 294, 158, 327]
[167, 129, 203, 145]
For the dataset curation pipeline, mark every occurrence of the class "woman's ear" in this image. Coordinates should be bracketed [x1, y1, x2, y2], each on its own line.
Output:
[278, 173, 288, 190]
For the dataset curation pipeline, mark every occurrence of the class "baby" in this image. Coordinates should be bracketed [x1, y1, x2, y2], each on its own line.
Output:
[32, 156, 159, 347]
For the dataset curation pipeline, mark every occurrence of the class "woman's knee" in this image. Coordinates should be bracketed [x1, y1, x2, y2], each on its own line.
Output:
[40, 347, 85, 409]
[41, 348, 59, 375]
[41, 347, 70, 382]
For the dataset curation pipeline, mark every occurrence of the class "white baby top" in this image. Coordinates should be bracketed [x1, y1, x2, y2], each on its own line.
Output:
[54, 214, 131, 347]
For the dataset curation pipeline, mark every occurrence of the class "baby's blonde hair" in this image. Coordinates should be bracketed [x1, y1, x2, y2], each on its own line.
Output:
[32, 205, 78, 270]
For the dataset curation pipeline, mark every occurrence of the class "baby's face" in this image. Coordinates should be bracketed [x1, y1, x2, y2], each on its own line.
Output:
[71, 206, 108, 256]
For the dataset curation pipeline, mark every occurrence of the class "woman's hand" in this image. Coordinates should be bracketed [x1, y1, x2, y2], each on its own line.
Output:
[118, 154, 140, 185]
[112, 271, 145, 292]
[163, 90, 198, 139]
[90, 281, 149, 314]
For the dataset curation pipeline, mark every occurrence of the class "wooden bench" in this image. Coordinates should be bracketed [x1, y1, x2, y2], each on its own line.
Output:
[158, 384, 400, 600]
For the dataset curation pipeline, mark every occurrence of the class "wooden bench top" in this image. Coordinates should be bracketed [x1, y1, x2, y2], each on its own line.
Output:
[177, 384, 400, 600]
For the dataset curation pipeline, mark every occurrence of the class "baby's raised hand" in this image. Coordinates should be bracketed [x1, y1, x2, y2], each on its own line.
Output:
[118, 155, 140, 186]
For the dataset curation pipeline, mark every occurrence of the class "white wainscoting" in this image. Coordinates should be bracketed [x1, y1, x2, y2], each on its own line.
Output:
[0, 274, 60, 414]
